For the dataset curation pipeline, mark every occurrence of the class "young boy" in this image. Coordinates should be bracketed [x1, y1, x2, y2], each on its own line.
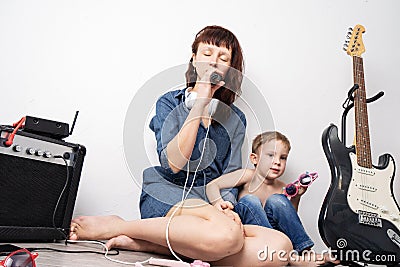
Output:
[206, 131, 314, 253]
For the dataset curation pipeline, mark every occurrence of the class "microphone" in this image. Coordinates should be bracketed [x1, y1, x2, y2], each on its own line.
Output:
[210, 72, 223, 85]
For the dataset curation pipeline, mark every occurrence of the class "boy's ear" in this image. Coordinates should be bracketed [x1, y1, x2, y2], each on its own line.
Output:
[250, 153, 258, 165]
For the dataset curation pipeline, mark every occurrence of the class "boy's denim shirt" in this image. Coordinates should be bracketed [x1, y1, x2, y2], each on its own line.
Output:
[149, 88, 247, 187]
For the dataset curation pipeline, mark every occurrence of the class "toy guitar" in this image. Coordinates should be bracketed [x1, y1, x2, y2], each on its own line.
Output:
[318, 25, 400, 265]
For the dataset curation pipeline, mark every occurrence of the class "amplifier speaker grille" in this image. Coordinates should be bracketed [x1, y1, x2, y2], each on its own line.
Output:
[0, 131, 85, 241]
[0, 153, 69, 227]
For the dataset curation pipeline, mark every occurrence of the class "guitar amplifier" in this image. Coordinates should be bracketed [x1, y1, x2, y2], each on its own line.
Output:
[0, 125, 86, 241]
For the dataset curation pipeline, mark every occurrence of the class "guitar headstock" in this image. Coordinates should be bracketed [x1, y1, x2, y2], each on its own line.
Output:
[343, 24, 366, 57]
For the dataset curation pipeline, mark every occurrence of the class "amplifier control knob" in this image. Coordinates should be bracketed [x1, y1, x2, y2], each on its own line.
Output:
[13, 145, 22, 152]
[35, 150, 44, 156]
[26, 148, 36, 155]
[44, 151, 52, 158]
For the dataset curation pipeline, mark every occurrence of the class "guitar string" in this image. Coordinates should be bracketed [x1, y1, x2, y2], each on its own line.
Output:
[353, 57, 362, 213]
[355, 57, 363, 213]
[355, 56, 367, 213]
[359, 57, 368, 213]
[360, 56, 373, 213]
[361, 57, 370, 213]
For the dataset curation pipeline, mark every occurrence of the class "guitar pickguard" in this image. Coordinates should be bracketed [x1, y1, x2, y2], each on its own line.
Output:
[347, 153, 400, 229]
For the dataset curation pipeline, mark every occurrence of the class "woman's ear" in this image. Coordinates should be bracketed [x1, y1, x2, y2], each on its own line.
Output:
[192, 53, 196, 68]
[250, 153, 258, 165]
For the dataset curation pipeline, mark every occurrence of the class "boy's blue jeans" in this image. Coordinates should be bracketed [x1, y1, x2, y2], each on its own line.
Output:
[233, 193, 314, 253]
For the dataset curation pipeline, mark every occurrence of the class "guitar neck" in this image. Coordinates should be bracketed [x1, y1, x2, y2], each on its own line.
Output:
[353, 56, 373, 168]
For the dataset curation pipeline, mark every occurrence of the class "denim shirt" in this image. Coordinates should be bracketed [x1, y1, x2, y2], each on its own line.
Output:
[149, 88, 247, 187]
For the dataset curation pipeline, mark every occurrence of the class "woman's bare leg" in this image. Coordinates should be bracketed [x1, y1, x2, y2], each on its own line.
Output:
[213, 225, 339, 267]
[70, 199, 244, 261]
[213, 225, 293, 267]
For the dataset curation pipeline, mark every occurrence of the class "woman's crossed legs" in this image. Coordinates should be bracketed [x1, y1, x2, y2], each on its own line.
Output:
[70, 199, 328, 266]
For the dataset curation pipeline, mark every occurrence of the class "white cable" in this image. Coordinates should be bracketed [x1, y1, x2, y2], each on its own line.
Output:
[67, 112, 212, 265]
[66, 240, 151, 266]
[65, 114, 212, 265]
[165, 113, 212, 262]
[184, 123, 211, 201]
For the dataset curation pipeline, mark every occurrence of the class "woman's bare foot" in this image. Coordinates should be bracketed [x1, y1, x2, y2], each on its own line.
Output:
[105, 235, 140, 250]
[105, 235, 170, 255]
[69, 215, 124, 240]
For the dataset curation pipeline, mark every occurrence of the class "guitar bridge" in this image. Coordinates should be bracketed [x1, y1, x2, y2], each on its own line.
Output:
[358, 210, 382, 227]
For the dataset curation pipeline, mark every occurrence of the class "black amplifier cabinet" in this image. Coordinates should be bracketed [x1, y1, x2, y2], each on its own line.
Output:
[0, 126, 86, 241]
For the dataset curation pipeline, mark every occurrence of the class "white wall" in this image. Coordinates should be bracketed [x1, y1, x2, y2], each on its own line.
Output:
[1, 0, 399, 253]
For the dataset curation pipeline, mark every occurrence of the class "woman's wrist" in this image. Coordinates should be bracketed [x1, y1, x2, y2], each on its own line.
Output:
[193, 96, 211, 109]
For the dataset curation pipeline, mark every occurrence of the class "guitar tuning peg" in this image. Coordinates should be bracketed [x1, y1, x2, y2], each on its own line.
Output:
[345, 40, 350, 43]
[348, 27, 353, 31]
[343, 44, 349, 48]
[346, 34, 351, 39]
[343, 47, 348, 52]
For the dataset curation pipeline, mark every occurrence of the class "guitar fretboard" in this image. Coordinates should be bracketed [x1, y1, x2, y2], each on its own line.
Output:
[353, 56, 372, 168]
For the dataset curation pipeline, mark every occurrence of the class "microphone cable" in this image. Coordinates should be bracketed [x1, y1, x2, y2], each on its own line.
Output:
[165, 111, 212, 262]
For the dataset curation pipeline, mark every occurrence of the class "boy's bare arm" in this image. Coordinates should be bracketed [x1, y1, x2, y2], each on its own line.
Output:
[290, 196, 300, 212]
[206, 168, 254, 206]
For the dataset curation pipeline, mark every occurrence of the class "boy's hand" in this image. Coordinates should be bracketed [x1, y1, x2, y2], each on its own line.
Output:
[288, 182, 308, 198]
[213, 200, 234, 211]
[289, 183, 310, 211]
[296, 185, 308, 197]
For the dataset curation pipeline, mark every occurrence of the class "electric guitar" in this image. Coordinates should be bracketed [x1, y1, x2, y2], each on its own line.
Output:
[319, 25, 400, 265]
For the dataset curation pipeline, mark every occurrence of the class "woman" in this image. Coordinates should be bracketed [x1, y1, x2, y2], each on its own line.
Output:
[139, 24, 247, 220]
[70, 26, 325, 266]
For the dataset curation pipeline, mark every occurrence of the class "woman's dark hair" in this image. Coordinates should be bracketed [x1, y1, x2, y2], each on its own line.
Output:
[185, 25, 245, 107]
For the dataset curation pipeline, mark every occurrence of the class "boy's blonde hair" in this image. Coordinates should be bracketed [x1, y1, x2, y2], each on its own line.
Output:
[252, 131, 291, 154]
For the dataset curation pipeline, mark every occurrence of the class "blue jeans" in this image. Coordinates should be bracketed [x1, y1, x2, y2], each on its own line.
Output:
[234, 194, 314, 252]
[140, 166, 238, 219]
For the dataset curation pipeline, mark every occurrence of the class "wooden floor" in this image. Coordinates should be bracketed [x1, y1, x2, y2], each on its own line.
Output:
[0, 241, 355, 267]
[0, 241, 173, 267]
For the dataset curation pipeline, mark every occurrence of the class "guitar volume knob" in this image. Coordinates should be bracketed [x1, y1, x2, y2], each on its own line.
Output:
[390, 214, 399, 221]
[380, 206, 389, 213]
